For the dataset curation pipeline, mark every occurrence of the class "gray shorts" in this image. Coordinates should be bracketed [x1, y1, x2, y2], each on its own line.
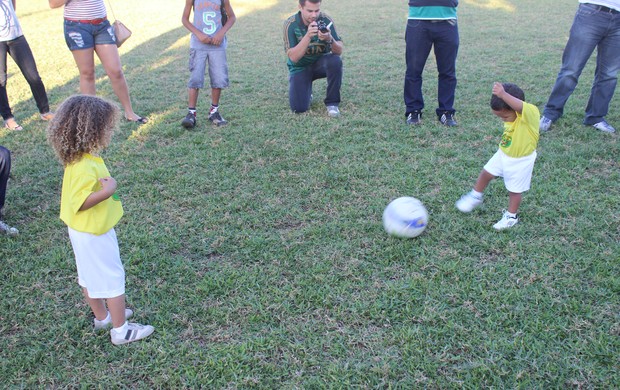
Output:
[187, 48, 229, 89]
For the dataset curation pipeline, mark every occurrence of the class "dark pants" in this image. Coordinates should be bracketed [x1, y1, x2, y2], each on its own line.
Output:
[0, 35, 50, 120]
[289, 54, 343, 113]
[0, 146, 10, 213]
[404, 19, 459, 117]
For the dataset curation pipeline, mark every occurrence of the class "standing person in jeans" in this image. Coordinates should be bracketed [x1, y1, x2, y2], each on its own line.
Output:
[539, 1, 620, 134]
[0, 0, 54, 131]
[48, 0, 148, 124]
[0, 145, 18, 235]
[284, 0, 344, 118]
[404, 0, 459, 127]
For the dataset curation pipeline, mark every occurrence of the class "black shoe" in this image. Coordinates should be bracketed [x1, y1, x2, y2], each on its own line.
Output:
[208, 110, 228, 126]
[181, 112, 196, 129]
[406, 110, 422, 125]
[438, 111, 457, 127]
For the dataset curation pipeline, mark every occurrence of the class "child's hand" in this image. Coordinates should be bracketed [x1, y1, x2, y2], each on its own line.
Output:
[211, 31, 225, 46]
[99, 177, 117, 196]
[197, 32, 212, 45]
[492, 82, 505, 97]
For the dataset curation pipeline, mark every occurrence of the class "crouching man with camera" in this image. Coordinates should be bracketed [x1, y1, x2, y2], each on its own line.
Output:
[284, 0, 344, 117]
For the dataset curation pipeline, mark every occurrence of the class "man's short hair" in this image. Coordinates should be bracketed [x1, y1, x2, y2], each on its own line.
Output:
[299, 0, 321, 6]
[491, 83, 525, 111]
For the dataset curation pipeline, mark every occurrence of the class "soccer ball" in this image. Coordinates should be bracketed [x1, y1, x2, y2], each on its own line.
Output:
[382, 197, 428, 238]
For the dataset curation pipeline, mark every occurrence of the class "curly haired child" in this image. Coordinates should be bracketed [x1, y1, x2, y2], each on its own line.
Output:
[456, 82, 540, 230]
[47, 95, 154, 345]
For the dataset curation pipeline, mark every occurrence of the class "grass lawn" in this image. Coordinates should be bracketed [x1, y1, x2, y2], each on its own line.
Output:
[1, 0, 618, 387]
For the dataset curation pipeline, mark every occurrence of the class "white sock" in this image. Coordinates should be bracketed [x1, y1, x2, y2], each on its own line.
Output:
[95, 311, 111, 324]
[505, 211, 517, 218]
[112, 321, 128, 334]
[471, 190, 483, 199]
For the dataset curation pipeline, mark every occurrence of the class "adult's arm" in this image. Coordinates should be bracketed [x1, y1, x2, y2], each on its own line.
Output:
[287, 23, 318, 63]
[49, 0, 66, 9]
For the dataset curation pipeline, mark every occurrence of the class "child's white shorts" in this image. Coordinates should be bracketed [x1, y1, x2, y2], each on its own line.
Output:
[68, 227, 125, 299]
[483, 149, 537, 193]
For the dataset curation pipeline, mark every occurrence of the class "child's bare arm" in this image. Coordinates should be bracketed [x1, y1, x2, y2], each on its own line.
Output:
[181, 0, 212, 45]
[493, 82, 523, 113]
[79, 177, 117, 211]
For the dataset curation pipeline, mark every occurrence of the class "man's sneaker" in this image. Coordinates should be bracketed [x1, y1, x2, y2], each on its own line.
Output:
[110, 322, 155, 345]
[208, 110, 228, 126]
[0, 220, 18, 235]
[493, 210, 519, 230]
[181, 112, 196, 129]
[438, 111, 457, 127]
[327, 105, 340, 118]
[592, 120, 616, 133]
[406, 110, 422, 125]
[455, 191, 483, 213]
[539, 116, 553, 132]
[94, 309, 134, 331]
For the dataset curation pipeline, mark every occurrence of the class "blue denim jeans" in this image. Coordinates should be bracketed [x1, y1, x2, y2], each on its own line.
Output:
[0, 35, 50, 120]
[404, 19, 459, 117]
[288, 54, 343, 113]
[543, 3, 620, 125]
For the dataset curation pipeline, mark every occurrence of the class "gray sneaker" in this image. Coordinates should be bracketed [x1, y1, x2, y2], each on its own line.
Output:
[539, 116, 553, 132]
[327, 105, 340, 118]
[208, 110, 228, 126]
[591, 120, 615, 133]
[0, 220, 18, 235]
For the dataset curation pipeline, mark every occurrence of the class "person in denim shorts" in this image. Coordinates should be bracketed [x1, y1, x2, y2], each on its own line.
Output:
[48, 0, 148, 124]
[180, 0, 236, 128]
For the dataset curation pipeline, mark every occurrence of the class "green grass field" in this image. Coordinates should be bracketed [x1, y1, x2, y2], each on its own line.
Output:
[1, 0, 618, 387]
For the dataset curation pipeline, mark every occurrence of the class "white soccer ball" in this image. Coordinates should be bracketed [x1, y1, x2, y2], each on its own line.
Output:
[382, 196, 428, 238]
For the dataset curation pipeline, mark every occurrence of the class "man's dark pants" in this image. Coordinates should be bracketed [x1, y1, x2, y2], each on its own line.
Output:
[289, 54, 343, 113]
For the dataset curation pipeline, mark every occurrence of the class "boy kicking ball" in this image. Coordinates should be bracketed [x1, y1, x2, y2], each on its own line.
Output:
[456, 82, 540, 230]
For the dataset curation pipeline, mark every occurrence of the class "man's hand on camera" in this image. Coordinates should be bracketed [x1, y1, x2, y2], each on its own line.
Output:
[307, 21, 319, 38]
[318, 29, 332, 42]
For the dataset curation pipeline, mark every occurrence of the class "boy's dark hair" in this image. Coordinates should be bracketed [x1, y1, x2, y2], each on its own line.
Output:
[299, 0, 321, 6]
[490, 83, 525, 111]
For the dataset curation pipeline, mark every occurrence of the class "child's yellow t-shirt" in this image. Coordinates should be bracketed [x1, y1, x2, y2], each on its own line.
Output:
[499, 102, 540, 158]
[60, 153, 123, 235]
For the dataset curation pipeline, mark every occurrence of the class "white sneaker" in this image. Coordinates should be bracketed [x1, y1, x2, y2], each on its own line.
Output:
[539, 116, 553, 132]
[455, 191, 483, 213]
[493, 210, 519, 230]
[327, 105, 340, 118]
[94, 309, 134, 330]
[110, 322, 155, 345]
[0, 220, 18, 235]
[591, 120, 616, 133]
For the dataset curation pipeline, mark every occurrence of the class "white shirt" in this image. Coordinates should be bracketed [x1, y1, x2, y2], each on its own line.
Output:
[0, 0, 23, 41]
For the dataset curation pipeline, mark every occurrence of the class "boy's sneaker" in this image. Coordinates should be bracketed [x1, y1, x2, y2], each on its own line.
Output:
[181, 112, 196, 129]
[94, 309, 134, 330]
[591, 120, 615, 133]
[455, 191, 483, 213]
[327, 105, 340, 118]
[539, 116, 553, 132]
[406, 110, 422, 125]
[493, 210, 519, 230]
[110, 322, 155, 345]
[438, 111, 457, 127]
[0, 220, 18, 235]
[208, 110, 228, 126]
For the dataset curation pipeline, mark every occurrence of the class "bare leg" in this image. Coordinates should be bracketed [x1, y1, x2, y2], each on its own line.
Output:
[188, 88, 199, 108]
[211, 88, 221, 106]
[507, 192, 522, 214]
[71, 49, 96, 95]
[106, 294, 127, 328]
[94, 44, 141, 121]
[82, 287, 107, 321]
[473, 169, 496, 193]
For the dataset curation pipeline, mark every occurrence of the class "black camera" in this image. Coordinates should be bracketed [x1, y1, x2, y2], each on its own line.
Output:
[316, 20, 329, 33]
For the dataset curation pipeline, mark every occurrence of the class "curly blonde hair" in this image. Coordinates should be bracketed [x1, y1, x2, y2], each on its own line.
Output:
[47, 95, 120, 166]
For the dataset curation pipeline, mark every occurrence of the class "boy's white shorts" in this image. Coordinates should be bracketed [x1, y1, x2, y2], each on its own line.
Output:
[483, 149, 537, 193]
[68, 227, 125, 299]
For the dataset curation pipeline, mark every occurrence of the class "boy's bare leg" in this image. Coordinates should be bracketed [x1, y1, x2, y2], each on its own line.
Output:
[473, 169, 496, 193]
[188, 88, 199, 108]
[507, 192, 522, 214]
[211, 88, 221, 106]
[107, 294, 127, 328]
[82, 288, 107, 321]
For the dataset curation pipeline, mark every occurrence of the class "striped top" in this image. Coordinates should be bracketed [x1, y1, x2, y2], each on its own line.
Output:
[64, 0, 107, 20]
